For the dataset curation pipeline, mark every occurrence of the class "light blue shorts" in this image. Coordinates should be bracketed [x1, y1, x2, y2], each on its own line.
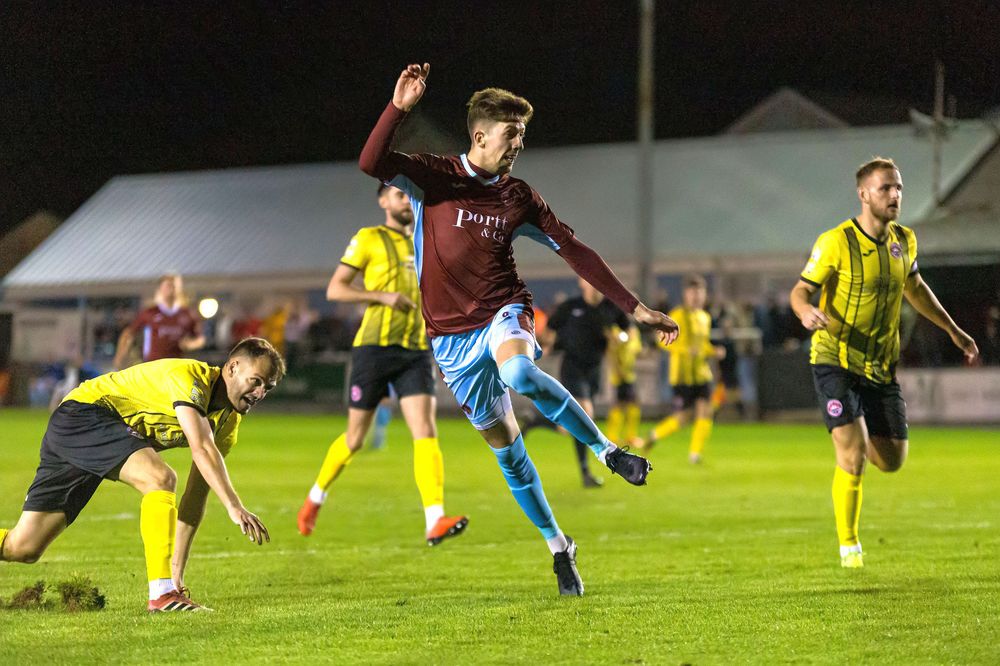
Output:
[431, 303, 542, 430]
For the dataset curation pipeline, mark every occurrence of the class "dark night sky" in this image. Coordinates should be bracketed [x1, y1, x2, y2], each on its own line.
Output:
[2, 1, 999, 238]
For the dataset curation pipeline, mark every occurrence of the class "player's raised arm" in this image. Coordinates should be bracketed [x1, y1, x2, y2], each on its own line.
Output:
[175, 406, 269, 545]
[392, 62, 430, 112]
[359, 63, 429, 179]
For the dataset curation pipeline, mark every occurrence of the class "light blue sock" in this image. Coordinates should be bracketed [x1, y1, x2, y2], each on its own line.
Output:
[491, 435, 560, 539]
[499, 354, 612, 457]
[369, 403, 392, 450]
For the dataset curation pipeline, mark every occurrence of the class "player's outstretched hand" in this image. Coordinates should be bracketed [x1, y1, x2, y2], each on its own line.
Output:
[633, 303, 679, 346]
[228, 504, 270, 545]
[393, 63, 430, 112]
[382, 292, 417, 312]
[951, 328, 980, 364]
[799, 306, 829, 331]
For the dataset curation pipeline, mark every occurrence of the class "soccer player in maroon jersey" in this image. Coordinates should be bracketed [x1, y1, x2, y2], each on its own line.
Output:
[114, 273, 205, 369]
[359, 63, 679, 596]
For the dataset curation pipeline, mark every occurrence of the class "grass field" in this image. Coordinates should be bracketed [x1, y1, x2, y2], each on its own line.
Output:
[1, 408, 998, 664]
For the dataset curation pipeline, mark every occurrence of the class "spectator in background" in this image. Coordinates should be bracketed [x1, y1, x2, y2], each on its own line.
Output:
[260, 303, 290, 354]
[113, 273, 204, 369]
[231, 307, 263, 343]
[283, 298, 317, 372]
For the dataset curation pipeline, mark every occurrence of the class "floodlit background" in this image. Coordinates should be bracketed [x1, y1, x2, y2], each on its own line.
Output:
[1, 3, 998, 663]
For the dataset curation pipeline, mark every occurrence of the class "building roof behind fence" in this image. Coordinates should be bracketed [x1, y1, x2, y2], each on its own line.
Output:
[4, 119, 996, 297]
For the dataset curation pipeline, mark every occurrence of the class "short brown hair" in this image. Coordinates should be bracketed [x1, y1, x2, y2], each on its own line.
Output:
[856, 157, 899, 186]
[683, 274, 707, 289]
[466, 88, 533, 137]
[229, 337, 286, 383]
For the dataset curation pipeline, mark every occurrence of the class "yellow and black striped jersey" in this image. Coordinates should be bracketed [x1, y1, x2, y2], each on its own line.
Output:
[340, 225, 428, 350]
[800, 218, 918, 383]
[607, 325, 641, 385]
[661, 306, 715, 386]
[64, 358, 239, 455]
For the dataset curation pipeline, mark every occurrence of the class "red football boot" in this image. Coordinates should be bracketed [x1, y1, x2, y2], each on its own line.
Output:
[297, 497, 322, 536]
[148, 589, 210, 612]
[426, 515, 469, 546]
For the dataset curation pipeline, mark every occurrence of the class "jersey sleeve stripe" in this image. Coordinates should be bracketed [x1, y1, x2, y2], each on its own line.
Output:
[799, 275, 822, 288]
[340, 260, 364, 270]
[172, 400, 206, 416]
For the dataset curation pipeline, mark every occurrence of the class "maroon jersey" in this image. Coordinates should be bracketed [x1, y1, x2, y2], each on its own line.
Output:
[128, 304, 200, 361]
[360, 103, 639, 337]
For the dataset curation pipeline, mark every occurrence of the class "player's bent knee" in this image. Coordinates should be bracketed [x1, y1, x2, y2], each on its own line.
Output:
[149, 464, 178, 492]
[879, 442, 908, 472]
[499, 355, 546, 399]
[5, 538, 45, 564]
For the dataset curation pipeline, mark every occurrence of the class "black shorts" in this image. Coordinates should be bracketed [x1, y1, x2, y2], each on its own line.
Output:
[560, 358, 602, 400]
[614, 382, 636, 403]
[811, 364, 908, 439]
[23, 401, 153, 524]
[672, 383, 712, 411]
[348, 345, 435, 410]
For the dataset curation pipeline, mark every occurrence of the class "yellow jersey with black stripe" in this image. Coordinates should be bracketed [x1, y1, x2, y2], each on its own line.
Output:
[800, 218, 918, 383]
[607, 325, 641, 385]
[340, 225, 428, 350]
[63, 359, 239, 455]
[662, 306, 715, 386]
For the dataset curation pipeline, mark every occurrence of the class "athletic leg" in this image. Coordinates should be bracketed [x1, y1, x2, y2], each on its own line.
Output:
[0, 511, 68, 564]
[398, 392, 467, 543]
[688, 396, 714, 463]
[574, 397, 603, 486]
[496, 338, 613, 460]
[117, 448, 181, 600]
[867, 436, 907, 472]
[831, 418, 867, 566]
[298, 408, 375, 535]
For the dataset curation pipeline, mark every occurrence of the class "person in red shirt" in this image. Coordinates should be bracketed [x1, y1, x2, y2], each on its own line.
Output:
[114, 274, 205, 368]
[359, 63, 679, 595]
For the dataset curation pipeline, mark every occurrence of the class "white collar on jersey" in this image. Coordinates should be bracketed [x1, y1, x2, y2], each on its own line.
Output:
[460, 154, 501, 186]
[156, 302, 182, 316]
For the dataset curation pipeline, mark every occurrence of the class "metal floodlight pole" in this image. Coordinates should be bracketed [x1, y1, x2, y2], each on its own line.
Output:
[637, 0, 655, 302]
[932, 60, 945, 207]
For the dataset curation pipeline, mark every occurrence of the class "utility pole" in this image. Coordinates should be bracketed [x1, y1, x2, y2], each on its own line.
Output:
[637, 0, 655, 301]
[932, 60, 945, 206]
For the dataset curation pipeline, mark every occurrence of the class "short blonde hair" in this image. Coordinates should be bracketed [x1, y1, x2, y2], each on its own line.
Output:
[856, 157, 899, 186]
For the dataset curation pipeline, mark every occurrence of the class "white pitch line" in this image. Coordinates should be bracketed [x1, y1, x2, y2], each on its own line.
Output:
[76, 512, 137, 522]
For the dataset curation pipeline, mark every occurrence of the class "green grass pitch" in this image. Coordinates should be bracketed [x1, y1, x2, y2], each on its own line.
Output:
[1, 408, 998, 664]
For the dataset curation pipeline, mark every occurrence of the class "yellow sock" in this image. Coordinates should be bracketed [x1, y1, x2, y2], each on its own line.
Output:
[624, 404, 641, 441]
[606, 406, 625, 442]
[0, 528, 9, 560]
[832, 466, 863, 547]
[651, 415, 681, 441]
[689, 418, 713, 457]
[413, 437, 445, 508]
[140, 490, 176, 581]
[315, 434, 354, 490]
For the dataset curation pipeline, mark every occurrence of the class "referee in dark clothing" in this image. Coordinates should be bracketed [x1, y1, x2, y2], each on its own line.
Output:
[541, 278, 631, 487]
